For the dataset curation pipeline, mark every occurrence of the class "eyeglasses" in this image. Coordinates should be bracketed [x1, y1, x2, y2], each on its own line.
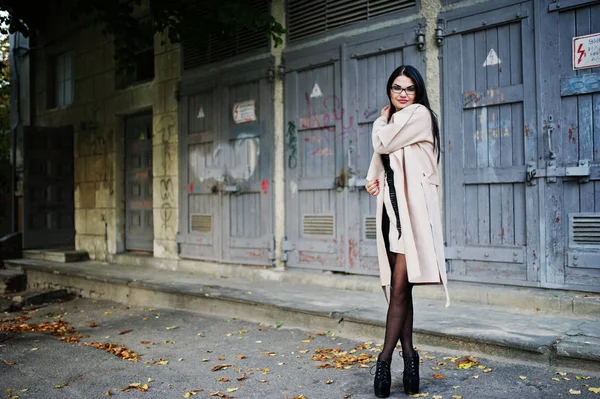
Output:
[391, 85, 416, 95]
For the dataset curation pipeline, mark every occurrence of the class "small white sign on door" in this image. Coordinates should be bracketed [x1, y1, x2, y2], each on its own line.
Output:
[310, 83, 323, 98]
[482, 49, 501, 67]
[573, 33, 600, 70]
[197, 106, 205, 119]
[233, 100, 257, 124]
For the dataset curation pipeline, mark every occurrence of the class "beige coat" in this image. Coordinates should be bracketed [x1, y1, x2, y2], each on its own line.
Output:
[366, 104, 450, 307]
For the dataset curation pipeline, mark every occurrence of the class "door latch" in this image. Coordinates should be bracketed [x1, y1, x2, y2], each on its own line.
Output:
[526, 162, 537, 185]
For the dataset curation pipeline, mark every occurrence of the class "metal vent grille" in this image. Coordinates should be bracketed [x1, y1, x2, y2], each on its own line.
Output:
[190, 214, 212, 234]
[183, 0, 269, 70]
[571, 213, 600, 245]
[303, 215, 335, 236]
[365, 216, 376, 239]
[288, 0, 416, 41]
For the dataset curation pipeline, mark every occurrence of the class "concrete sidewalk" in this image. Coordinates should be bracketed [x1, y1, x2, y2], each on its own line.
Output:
[4, 257, 600, 373]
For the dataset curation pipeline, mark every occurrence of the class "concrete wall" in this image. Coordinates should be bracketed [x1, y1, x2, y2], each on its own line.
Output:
[31, 3, 180, 261]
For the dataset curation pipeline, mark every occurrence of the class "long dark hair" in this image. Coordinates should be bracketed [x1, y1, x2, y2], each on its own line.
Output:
[386, 65, 441, 162]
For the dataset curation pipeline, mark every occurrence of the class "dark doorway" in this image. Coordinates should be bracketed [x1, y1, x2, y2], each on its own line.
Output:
[22, 126, 75, 249]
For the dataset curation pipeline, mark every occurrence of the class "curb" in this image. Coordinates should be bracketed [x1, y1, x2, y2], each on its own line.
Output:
[6, 259, 600, 373]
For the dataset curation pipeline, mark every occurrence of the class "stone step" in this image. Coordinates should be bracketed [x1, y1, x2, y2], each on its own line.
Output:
[23, 249, 89, 263]
[0, 269, 26, 294]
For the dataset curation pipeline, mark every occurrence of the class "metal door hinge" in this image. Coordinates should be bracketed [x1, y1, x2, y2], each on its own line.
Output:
[280, 237, 295, 262]
[436, 19, 445, 47]
[268, 235, 276, 261]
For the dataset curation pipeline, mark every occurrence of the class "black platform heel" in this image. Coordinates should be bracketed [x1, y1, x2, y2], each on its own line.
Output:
[371, 359, 391, 398]
[402, 354, 420, 395]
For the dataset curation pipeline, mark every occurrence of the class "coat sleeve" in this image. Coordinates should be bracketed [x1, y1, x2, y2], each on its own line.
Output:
[372, 105, 433, 154]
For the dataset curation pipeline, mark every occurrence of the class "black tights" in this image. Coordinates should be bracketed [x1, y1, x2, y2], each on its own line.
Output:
[378, 251, 416, 363]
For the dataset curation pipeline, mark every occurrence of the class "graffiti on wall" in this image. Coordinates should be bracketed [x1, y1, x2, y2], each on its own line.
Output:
[159, 177, 175, 234]
[287, 121, 298, 169]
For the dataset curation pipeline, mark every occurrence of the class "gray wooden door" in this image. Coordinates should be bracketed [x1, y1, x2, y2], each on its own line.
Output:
[179, 66, 274, 265]
[180, 85, 222, 261]
[539, 0, 600, 292]
[221, 77, 274, 265]
[442, 2, 540, 285]
[125, 114, 154, 251]
[23, 126, 75, 249]
[345, 34, 425, 275]
[284, 52, 346, 271]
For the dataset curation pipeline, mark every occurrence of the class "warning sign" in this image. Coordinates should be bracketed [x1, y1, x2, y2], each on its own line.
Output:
[233, 100, 257, 124]
[310, 83, 323, 98]
[482, 49, 501, 67]
[573, 33, 600, 70]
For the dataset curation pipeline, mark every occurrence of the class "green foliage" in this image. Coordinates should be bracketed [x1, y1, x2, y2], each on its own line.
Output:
[0, 0, 285, 68]
[73, 0, 286, 68]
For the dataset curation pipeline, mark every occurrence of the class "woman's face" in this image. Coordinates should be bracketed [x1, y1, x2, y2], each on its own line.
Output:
[389, 75, 416, 111]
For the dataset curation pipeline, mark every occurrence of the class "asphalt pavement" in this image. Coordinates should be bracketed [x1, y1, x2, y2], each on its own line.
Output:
[1, 296, 600, 399]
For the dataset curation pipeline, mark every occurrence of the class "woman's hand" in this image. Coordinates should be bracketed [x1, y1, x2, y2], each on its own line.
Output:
[380, 105, 391, 119]
[366, 179, 380, 196]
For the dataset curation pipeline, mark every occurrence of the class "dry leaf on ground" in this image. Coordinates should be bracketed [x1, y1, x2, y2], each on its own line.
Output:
[569, 389, 581, 395]
[121, 383, 148, 392]
[119, 330, 133, 335]
[212, 364, 234, 372]
[208, 392, 232, 398]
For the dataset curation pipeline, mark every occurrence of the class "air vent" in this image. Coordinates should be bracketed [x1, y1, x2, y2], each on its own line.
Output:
[190, 214, 212, 233]
[303, 215, 335, 236]
[365, 216, 376, 239]
[288, 0, 416, 41]
[570, 213, 600, 245]
[183, 0, 269, 70]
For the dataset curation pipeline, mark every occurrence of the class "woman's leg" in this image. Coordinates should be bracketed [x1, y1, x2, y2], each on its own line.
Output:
[378, 253, 415, 362]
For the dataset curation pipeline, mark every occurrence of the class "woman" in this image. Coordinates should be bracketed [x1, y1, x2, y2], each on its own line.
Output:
[365, 65, 449, 398]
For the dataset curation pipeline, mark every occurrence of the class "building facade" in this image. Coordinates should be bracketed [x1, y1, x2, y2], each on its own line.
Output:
[10, 0, 600, 292]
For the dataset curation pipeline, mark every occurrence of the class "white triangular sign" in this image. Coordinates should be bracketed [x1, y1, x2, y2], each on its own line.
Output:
[310, 83, 323, 98]
[197, 106, 205, 118]
[482, 49, 501, 67]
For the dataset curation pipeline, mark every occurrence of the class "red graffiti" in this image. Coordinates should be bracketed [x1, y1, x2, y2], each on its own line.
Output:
[301, 93, 369, 138]
[261, 179, 269, 195]
[190, 182, 195, 192]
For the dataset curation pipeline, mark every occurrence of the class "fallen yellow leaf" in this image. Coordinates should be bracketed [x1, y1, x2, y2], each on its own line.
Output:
[557, 371, 568, 376]
[226, 388, 238, 392]
[483, 368, 492, 373]
[326, 379, 334, 384]
[569, 389, 581, 395]
[552, 378, 560, 381]
[576, 376, 591, 380]
[236, 355, 246, 359]
[166, 326, 179, 330]
[433, 396, 442, 399]
[452, 396, 462, 399]
[588, 387, 600, 394]
[183, 392, 196, 398]
[519, 376, 527, 380]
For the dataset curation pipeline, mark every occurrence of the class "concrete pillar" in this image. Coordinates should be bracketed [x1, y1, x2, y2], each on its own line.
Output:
[271, 0, 287, 270]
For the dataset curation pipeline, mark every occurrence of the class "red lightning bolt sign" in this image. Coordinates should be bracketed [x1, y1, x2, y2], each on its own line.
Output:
[576, 43, 586, 65]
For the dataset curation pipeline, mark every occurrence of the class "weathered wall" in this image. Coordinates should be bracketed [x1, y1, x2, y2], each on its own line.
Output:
[31, 4, 180, 260]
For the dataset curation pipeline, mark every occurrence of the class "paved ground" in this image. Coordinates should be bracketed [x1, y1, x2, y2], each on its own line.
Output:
[1, 296, 600, 399]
